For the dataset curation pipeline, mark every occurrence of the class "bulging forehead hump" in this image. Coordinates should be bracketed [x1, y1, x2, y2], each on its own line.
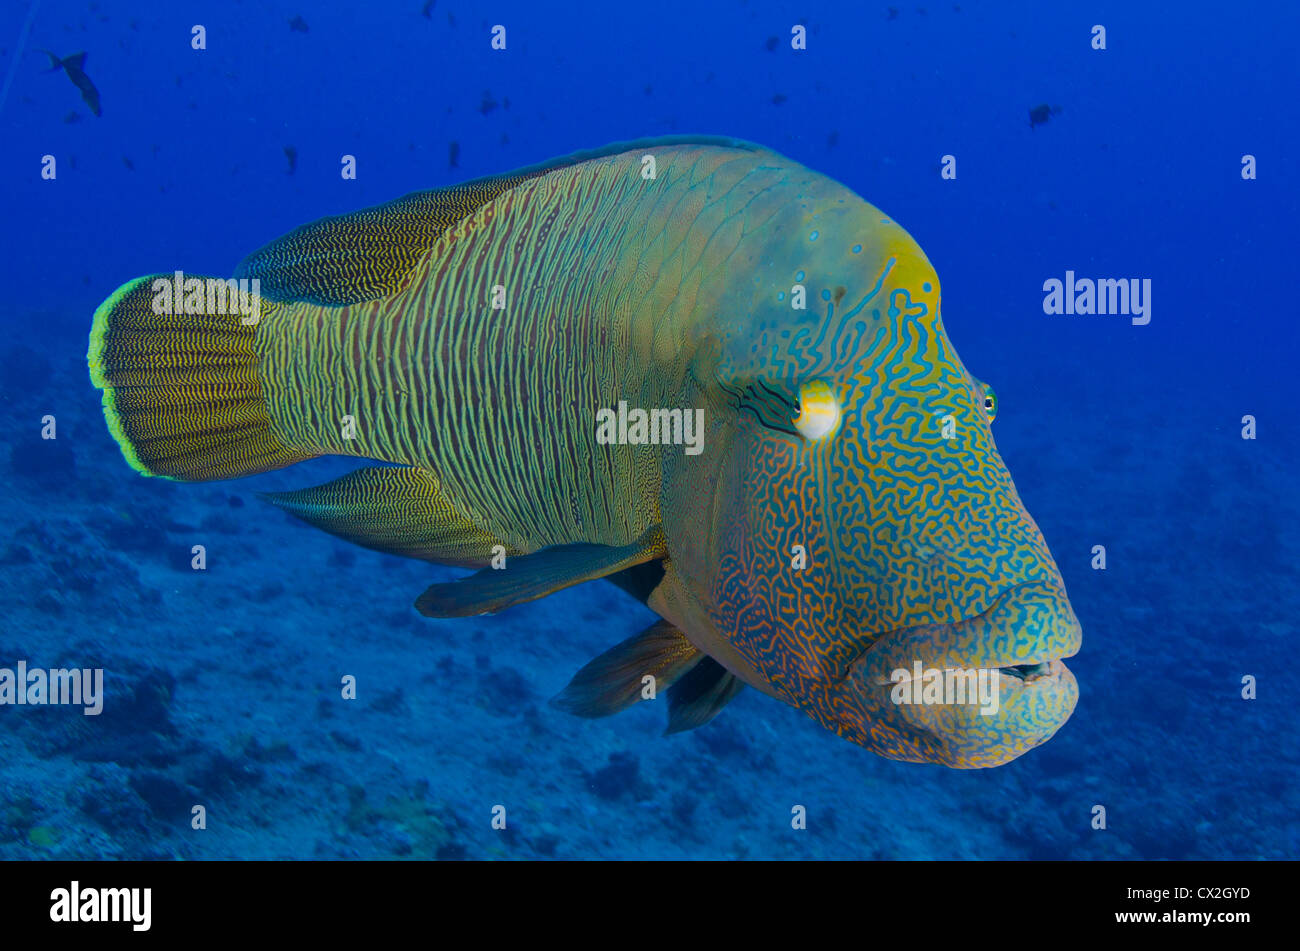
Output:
[739, 188, 1047, 632]
[720, 174, 947, 384]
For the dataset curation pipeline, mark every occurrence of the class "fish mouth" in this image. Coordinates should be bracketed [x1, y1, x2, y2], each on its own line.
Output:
[997, 659, 1063, 682]
[867, 654, 1072, 693]
[853, 579, 1082, 683]
[839, 579, 1082, 767]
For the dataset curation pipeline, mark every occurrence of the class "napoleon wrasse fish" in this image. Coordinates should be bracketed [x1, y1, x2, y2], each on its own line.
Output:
[88, 137, 1081, 767]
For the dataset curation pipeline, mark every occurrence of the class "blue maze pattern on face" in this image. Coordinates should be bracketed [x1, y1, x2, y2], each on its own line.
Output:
[702, 231, 1080, 767]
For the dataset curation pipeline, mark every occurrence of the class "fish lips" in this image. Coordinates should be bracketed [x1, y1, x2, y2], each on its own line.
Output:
[844, 580, 1082, 768]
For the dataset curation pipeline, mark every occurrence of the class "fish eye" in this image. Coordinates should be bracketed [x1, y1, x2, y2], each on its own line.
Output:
[793, 380, 840, 441]
[981, 383, 998, 422]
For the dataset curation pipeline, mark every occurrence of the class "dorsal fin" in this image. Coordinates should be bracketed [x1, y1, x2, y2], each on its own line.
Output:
[232, 178, 546, 306]
[233, 135, 762, 306]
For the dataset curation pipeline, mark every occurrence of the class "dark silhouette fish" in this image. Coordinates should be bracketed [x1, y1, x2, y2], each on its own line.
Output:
[40, 50, 101, 117]
[1028, 103, 1062, 130]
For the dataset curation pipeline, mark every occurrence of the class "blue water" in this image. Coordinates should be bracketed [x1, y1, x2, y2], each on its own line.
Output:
[1, 0, 1295, 859]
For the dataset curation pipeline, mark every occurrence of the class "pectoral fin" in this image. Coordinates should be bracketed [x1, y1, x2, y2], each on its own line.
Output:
[260, 466, 512, 568]
[414, 528, 664, 618]
[603, 560, 666, 605]
[551, 618, 700, 718]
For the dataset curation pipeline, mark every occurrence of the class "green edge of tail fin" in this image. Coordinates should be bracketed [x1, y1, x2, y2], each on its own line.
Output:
[88, 274, 313, 482]
[88, 278, 153, 478]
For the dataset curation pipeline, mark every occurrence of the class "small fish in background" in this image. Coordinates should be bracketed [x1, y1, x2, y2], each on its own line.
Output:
[764, 35, 778, 51]
[887, 6, 900, 20]
[447, 140, 459, 168]
[421, 0, 435, 17]
[1028, 103, 1063, 130]
[771, 93, 787, 105]
[283, 145, 298, 175]
[39, 50, 101, 117]
[63, 110, 81, 124]
[288, 15, 309, 33]
[122, 156, 134, 171]
[479, 90, 498, 115]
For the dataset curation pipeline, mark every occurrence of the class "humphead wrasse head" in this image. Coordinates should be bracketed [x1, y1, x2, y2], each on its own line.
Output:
[658, 173, 1081, 768]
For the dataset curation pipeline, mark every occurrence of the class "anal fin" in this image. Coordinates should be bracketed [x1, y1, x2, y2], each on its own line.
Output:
[260, 466, 510, 567]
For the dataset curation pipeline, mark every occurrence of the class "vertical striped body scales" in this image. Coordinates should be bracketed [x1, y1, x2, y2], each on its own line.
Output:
[255, 142, 780, 553]
[89, 137, 1082, 767]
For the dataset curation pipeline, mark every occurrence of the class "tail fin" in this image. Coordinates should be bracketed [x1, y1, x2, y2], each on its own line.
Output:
[88, 275, 314, 481]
